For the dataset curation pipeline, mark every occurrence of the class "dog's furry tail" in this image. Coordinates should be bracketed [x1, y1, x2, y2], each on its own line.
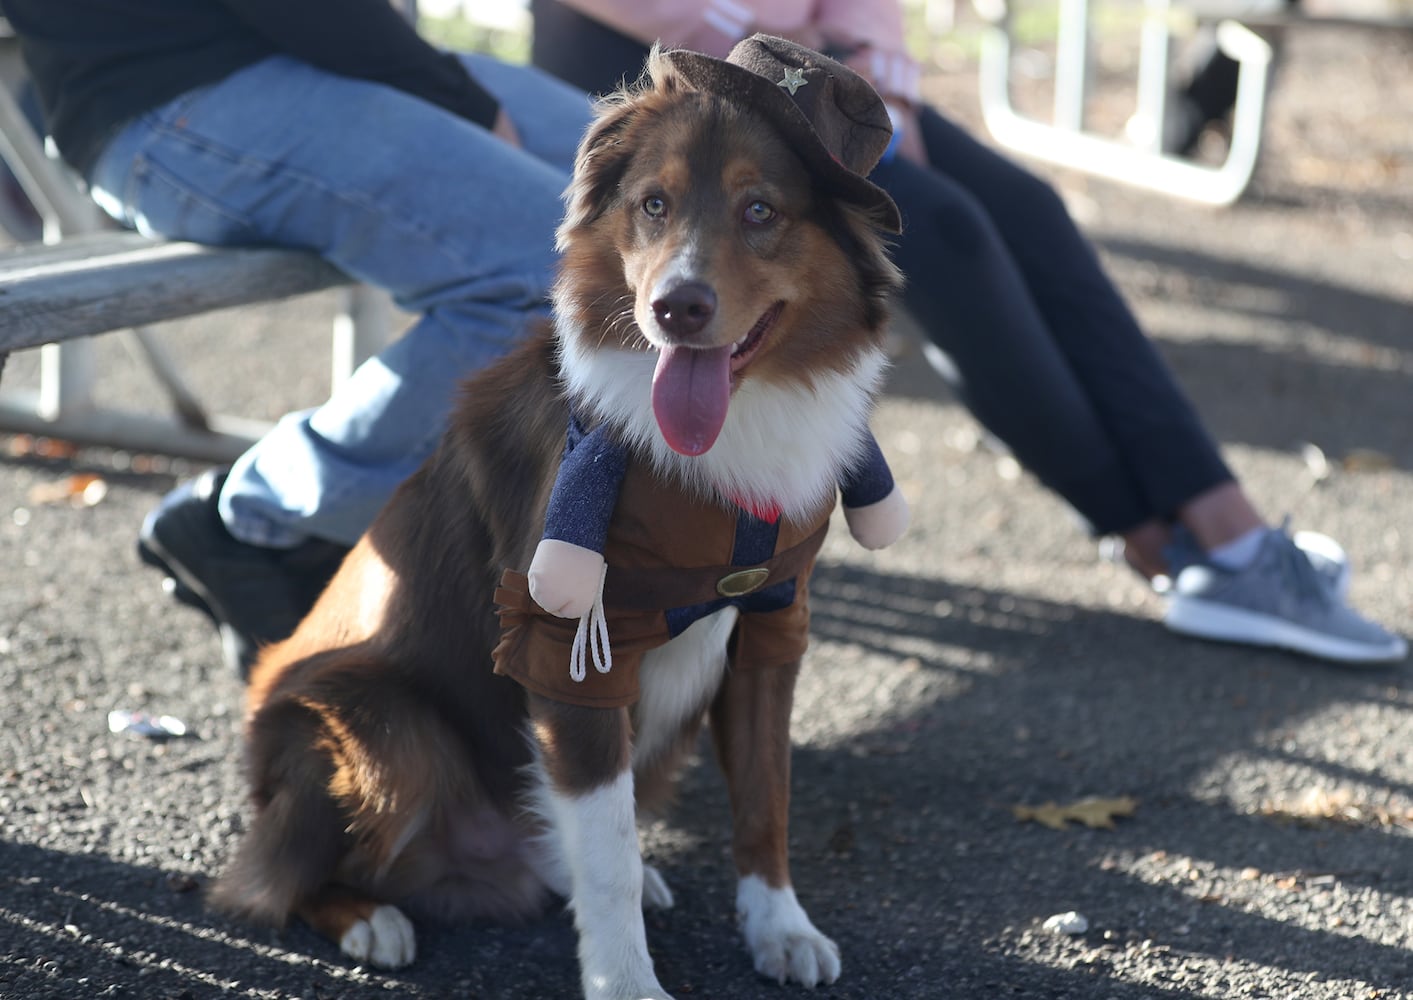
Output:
[208, 698, 347, 925]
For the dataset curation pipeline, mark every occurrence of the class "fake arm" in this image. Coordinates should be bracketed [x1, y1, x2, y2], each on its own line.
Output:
[839, 431, 909, 550]
[528, 422, 628, 618]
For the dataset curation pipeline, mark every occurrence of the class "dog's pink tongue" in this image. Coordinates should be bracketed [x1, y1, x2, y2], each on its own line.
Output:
[651, 344, 732, 456]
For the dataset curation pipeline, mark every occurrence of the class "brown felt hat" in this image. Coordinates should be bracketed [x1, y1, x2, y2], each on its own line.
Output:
[661, 34, 903, 234]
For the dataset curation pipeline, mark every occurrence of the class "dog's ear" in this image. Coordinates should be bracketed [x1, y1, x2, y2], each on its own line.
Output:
[559, 97, 637, 238]
[826, 200, 905, 332]
[558, 47, 688, 242]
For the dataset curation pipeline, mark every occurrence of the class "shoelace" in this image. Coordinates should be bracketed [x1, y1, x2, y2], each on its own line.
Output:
[1269, 518, 1329, 610]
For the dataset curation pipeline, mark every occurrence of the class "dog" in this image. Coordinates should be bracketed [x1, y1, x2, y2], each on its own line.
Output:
[211, 36, 907, 1000]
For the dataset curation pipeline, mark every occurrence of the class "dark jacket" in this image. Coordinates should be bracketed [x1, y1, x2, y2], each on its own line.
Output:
[4, 0, 500, 177]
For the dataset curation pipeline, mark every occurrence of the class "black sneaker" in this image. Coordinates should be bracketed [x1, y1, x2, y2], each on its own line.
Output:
[137, 468, 350, 678]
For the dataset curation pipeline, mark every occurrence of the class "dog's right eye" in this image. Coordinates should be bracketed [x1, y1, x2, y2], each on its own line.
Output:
[642, 196, 666, 218]
[744, 200, 777, 225]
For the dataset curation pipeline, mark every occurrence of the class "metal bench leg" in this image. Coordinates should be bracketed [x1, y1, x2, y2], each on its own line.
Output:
[333, 285, 395, 386]
[978, 0, 1274, 205]
[37, 341, 95, 423]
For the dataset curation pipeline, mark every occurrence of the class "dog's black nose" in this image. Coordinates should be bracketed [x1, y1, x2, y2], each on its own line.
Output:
[652, 281, 717, 337]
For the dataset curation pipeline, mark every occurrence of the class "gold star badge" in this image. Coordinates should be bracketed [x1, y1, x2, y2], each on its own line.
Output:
[778, 67, 808, 96]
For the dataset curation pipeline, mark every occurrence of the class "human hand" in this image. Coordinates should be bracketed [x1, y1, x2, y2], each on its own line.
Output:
[887, 102, 929, 168]
[492, 108, 522, 148]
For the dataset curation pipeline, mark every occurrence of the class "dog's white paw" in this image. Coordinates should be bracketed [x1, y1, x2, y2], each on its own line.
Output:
[736, 876, 841, 987]
[339, 904, 416, 969]
[583, 976, 675, 1000]
[641, 864, 674, 910]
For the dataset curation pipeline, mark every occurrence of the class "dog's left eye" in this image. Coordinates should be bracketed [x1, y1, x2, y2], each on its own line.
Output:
[744, 201, 776, 225]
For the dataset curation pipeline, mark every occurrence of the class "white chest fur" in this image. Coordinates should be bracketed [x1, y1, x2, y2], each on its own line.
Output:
[558, 337, 889, 523]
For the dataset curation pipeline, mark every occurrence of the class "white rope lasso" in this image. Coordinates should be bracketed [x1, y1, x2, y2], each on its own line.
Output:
[569, 563, 612, 683]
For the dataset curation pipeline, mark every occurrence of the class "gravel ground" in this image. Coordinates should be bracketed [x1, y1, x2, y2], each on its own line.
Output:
[1, 24, 1410, 1000]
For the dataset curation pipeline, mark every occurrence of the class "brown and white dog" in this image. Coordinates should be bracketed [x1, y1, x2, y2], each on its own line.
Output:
[211, 36, 907, 1000]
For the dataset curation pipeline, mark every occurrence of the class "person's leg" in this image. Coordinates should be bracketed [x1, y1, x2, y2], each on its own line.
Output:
[873, 109, 1402, 661]
[868, 152, 1172, 537]
[1119, 480, 1264, 580]
[896, 105, 1238, 536]
[90, 54, 590, 547]
[871, 149, 1258, 575]
[889, 113, 1315, 576]
[89, 55, 591, 670]
[888, 112, 1314, 564]
[530, 0, 653, 97]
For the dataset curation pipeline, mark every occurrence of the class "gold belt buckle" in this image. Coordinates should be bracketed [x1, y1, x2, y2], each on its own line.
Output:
[716, 567, 770, 598]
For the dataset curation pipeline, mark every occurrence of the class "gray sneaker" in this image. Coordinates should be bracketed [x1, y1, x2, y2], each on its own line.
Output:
[1162, 522, 1350, 599]
[1165, 527, 1407, 664]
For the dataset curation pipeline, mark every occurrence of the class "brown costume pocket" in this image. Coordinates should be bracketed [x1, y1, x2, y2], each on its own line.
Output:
[493, 570, 668, 709]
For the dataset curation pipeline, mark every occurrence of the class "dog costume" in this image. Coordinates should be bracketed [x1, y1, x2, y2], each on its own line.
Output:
[492, 35, 908, 708]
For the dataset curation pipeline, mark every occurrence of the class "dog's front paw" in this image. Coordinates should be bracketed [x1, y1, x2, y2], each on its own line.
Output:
[587, 990, 674, 1000]
[339, 904, 416, 969]
[736, 876, 841, 987]
[583, 977, 675, 1000]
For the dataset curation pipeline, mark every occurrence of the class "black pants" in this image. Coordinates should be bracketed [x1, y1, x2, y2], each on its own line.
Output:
[529, 0, 1233, 536]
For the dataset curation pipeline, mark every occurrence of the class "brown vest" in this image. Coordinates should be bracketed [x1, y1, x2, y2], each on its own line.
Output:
[493, 458, 833, 708]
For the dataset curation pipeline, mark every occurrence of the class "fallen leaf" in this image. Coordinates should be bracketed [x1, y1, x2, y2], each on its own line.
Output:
[1342, 448, 1393, 473]
[8, 435, 80, 459]
[1013, 796, 1138, 830]
[1260, 786, 1413, 829]
[27, 473, 108, 507]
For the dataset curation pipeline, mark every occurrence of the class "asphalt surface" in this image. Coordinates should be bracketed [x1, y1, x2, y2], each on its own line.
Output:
[1, 25, 1410, 1000]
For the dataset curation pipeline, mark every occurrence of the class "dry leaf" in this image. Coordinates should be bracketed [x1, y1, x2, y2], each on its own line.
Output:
[8, 435, 80, 460]
[1013, 795, 1138, 830]
[1260, 786, 1413, 829]
[27, 474, 108, 508]
[1342, 448, 1393, 473]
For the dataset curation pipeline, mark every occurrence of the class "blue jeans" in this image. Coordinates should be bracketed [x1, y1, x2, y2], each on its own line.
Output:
[88, 54, 591, 547]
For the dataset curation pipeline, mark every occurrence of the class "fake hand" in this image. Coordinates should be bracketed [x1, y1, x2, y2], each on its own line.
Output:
[528, 538, 605, 618]
[844, 486, 910, 550]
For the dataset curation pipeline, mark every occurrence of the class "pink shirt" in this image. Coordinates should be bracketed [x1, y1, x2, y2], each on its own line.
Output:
[557, 0, 921, 104]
